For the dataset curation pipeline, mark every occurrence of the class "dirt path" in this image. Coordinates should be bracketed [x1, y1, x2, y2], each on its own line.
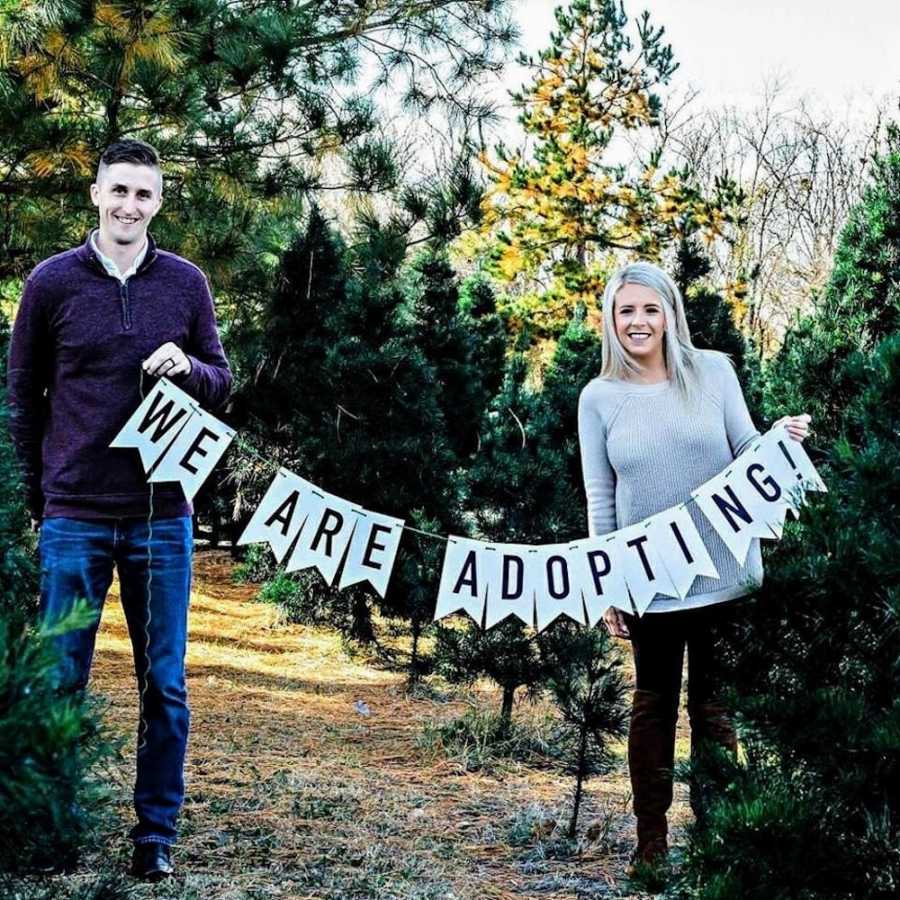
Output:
[62, 551, 693, 898]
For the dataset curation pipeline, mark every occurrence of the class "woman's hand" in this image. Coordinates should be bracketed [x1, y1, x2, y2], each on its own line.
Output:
[773, 413, 812, 442]
[603, 606, 630, 639]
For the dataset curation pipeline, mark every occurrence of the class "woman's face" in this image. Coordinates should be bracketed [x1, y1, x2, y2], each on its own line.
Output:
[613, 283, 667, 365]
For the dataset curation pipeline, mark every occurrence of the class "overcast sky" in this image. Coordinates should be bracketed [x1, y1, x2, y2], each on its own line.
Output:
[495, 0, 899, 118]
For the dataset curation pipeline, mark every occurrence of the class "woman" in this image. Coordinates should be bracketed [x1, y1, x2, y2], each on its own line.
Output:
[577, 261, 809, 866]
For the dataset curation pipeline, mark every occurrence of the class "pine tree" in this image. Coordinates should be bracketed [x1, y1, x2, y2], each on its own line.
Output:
[0, 315, 116, 874]
[0, 0, 518, 284]
[466, 0, 743, 339]
[673, 235, 764, 421]
[539, 621, 629, 838]
[229, 209, 501, 682]
[431, 308, 603, 722]
[434, 619, 544, 734]
[468, 307, 604, 545]
[762, 124, 900, 447]
[674, 128, 900, 900]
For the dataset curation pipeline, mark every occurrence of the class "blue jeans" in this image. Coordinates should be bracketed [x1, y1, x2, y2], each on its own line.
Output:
[39, 516, 192, 846]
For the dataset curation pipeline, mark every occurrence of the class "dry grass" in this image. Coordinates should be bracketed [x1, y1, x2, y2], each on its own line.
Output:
[22, 551, 697, 899]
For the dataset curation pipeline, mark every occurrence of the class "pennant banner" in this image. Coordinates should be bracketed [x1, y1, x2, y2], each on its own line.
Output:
[284, 488, 360, 585]
[113, 386, 826, 634]
[110, 378, 196, 471]
[615, 520, 682, 615]
[338, 509, 405, 598]
[237, 469, 315, 562]
[530, 543, 587, 631]
[648, 505, 720, 600]
[568, 536, 632, 625]
[691, 468, 758, 567]
[482, 544, 537, 630]
[148, 403, 235, 501]
[434, 536, 490, 625]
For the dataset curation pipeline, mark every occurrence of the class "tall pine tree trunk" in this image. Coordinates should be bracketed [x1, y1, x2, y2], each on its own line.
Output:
[408, 618, 422, 688]
[568, 724, 589, 838]
[499, 684, 516, 736]
[349, 591, 375, 644]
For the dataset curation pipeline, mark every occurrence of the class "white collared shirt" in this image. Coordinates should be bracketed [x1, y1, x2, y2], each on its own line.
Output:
[90, 230, 148, 283]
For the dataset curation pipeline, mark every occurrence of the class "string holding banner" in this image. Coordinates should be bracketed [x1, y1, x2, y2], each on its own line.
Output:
[111, 381, 828, 634]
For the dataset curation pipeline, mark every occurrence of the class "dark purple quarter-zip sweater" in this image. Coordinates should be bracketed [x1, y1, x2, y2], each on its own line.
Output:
[7, 233, 232, 520]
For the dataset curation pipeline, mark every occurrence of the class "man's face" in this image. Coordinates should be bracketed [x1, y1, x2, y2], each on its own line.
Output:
[90, 162, 162, 247]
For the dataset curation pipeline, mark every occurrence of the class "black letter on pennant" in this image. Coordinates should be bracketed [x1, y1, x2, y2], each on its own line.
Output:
[180, 427, 219, 474]
[746, 462, 782, 502]
[626, 535, 655, 580]
[546, 555, 570, 599]
[587, 550, 611, 594]
[310, 509, 344, 556]
[453, 551, 479, 597]
[362, 524, 391, 570]
[669, 521, 694, 564]
[264, 490, 300, 536]
[138, 392, 188, 442]
[502, 556, 524, 600]
[711, 485, 753, 532]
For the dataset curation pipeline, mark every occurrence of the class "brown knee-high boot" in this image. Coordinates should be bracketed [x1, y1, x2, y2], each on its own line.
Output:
[628, 689, 678, 864]
[687, 700, 738, 824]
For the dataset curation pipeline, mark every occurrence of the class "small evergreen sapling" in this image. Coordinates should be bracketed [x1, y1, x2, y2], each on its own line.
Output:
[539, 620, 629, 838]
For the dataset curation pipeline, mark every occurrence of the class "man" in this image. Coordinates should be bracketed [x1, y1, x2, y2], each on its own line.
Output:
[7, 139, 231, 881]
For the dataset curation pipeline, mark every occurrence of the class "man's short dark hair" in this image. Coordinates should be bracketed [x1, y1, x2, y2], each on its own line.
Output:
[97, 138, 162, 192]
[99, 138, 160, 170]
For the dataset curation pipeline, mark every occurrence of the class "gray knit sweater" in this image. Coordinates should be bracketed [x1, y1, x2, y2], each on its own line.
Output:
[577, 350, 763, 613]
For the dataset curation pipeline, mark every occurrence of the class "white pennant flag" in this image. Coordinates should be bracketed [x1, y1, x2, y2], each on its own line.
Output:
[236, 468, 312, 562]
[767, 425, 827, 493]
[529, 543, 587, 633]
[484, 544, 536, 629]
[285, 489, 360, 585]
[568, 535, 632, 625]
[148, 403, 234, 500]
[727, 453, 798, 540]
[434, 537, 490, 625]
[649, 505, 720, 600]
[616, 520, 681, 615]
[692, 468, 761, 566]
[110, 378, 196, 471]
[338, 509, 405, 598]
[747, 434, 805, 518]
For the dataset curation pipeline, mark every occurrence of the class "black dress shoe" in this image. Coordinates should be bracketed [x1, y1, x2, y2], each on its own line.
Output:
[130, 841, 174, 881]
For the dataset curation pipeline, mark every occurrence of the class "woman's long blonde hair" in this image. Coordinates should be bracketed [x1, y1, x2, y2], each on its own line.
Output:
[600, 261, 704, 400]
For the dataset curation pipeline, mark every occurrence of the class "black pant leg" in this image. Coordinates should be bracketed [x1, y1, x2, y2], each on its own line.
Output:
[626, 610, 688, 715]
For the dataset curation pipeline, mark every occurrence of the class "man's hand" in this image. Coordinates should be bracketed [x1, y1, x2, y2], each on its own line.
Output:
[602, 605, 630, 639]
[772, 413, 812, 442]
[142, 342, 192, 379]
